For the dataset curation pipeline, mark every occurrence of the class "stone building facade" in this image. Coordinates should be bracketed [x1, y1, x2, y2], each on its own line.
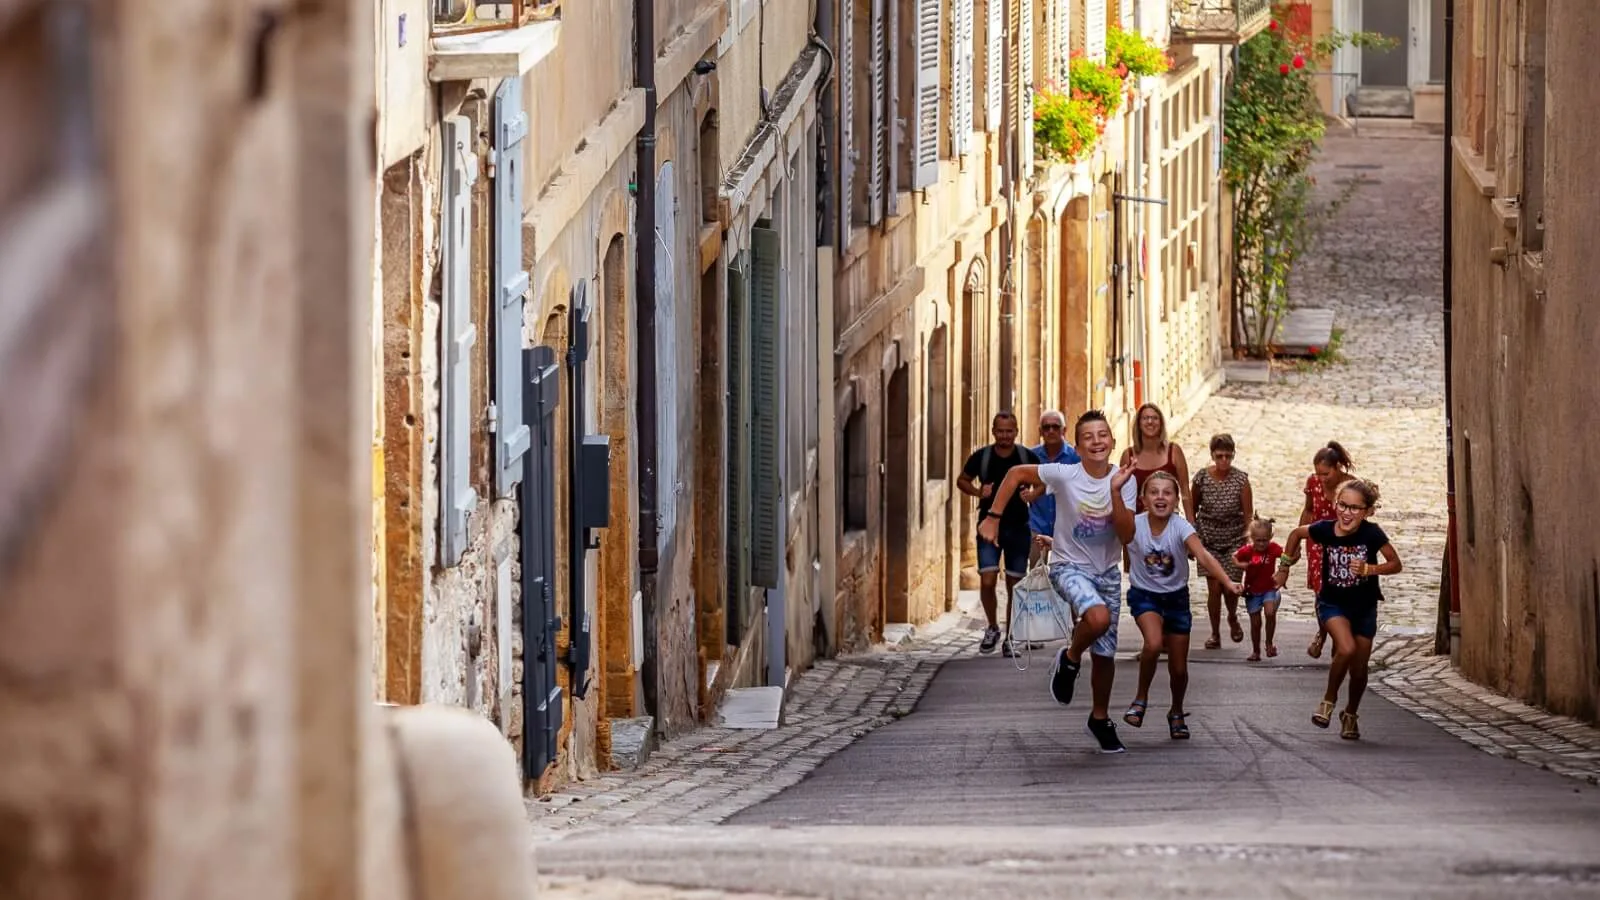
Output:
[1447, 0, 1600, 723]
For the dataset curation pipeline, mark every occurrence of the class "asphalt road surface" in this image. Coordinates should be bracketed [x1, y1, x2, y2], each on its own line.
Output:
[538, 621, 1600, 898]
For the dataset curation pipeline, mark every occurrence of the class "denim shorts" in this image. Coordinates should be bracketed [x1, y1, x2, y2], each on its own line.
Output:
[1317, 599, 1379, 639]
[977, 525, 1032, 579]
[1048, 563, 1122, 657]
[1245, 589, 1281, 616]
[1127, 586, 1192, 636]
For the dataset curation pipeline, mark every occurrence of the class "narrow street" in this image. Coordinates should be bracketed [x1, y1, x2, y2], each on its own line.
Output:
[531, 127, 1600, 897]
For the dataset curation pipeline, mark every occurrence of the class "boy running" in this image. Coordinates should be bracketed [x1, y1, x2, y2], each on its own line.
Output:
[981, 410, 1136, 753]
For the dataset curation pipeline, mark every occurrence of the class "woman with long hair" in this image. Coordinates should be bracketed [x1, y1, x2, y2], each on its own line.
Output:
[1119, 403, 1192, 514]
[1299, 441, 1355, 658]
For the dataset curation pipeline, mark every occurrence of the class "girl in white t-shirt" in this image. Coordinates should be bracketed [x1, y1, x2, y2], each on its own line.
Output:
[1119, 471, 1243, 740]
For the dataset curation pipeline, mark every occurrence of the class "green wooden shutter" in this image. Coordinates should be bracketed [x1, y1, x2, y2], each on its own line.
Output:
[748, 224, 782, 589]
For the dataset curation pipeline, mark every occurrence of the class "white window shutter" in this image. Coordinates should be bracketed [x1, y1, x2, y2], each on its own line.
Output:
[911, 0, 940, 188]
[885, 0, 901, 218]
[951, 0, 974, 156]
[440, 115, 478, 567]
[1085, 0, 1107, 62]
[492, 76, 531, 499]
[868, 0, 886, 225]
[985, 0, 1002, 131]
[1018, 0, 1034, 172]
[1057, 0, 1071, 81]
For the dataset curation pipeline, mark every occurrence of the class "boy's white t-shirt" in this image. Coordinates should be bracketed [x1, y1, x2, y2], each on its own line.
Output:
[1128, 512, 1197, 593]
[1037, 462, 1138, 572]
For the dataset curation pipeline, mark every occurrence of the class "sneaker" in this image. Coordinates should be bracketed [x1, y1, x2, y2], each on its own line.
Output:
[1001, 637, 1017, 658]
[979, 627, 1001, 654]
[1048, 648, 1080, 705]
[1087, 716, 1127, 754]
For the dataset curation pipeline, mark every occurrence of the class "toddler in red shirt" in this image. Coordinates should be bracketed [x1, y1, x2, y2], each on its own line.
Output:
[1234, 517, 1284, 661]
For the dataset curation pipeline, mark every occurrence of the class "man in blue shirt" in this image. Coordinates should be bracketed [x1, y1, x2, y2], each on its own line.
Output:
[1026, 409, 1081, 560]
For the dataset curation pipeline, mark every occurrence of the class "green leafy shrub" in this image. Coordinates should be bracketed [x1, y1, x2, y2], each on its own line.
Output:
[1106, 26, 1170, 77]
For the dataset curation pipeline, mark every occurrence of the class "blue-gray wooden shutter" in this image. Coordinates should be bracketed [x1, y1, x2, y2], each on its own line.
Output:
[441, 114, 478, 567]
[840, 0, 855, 231]
[748, 225, 781, 589]
[493, 76, 531, 498]
[867, 0, 887, 225]
[910, 0, 941, 188]
[885, 0, 901, 217]
[1018, 0, 1034, 173]
[725, 253, 752, 641]
[520, 344, 562, 778]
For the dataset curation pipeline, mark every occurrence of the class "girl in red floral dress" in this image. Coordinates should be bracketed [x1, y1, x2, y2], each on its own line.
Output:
[1298, 441, 1354, 658]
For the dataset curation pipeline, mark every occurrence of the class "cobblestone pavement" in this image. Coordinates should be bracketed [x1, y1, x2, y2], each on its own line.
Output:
[1174, 121, 1447, 628]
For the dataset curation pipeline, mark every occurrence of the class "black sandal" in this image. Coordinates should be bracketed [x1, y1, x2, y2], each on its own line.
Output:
[1123, 700, 1148, 728]
[1168, 711, 1191, 740]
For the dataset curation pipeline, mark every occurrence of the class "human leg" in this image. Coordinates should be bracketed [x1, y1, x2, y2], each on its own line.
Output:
[1205, 577, 1223, 649]
[976, 537, 1002, 652]
[1047, 566, 1114, 706]
[1263, 593, 1280, 657]
[1127, 607, 1166, 725]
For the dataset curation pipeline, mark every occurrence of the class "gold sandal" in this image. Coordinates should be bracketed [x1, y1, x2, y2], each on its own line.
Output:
[1307, 632, 1326, 659]
[1340, 710, 1360, 740]
[1313, 699, 1335, 728]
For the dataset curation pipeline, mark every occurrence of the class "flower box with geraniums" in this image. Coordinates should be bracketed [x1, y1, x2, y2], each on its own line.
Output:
[1032, 29, 1168, 166]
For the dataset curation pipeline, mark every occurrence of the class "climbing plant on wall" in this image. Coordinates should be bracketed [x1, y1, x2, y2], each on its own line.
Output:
[1225, 12, 1393, 357]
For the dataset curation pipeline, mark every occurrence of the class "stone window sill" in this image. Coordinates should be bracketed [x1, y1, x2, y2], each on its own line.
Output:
[429, 19, 560, 82]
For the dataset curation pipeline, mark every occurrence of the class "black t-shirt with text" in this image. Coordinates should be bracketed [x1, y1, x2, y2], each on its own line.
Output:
[962, 444, 1038, 532]
[1309, 519, 1390, 609]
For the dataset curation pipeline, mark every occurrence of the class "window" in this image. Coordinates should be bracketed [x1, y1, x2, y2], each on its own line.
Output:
[926, 325, 949, 478]
[843, 406, 870, 532]
[432, 0, 557, 33]
[949, 0, 975, 157]
[1519, 0, 1546, 253]
[902, 0, 942, 189]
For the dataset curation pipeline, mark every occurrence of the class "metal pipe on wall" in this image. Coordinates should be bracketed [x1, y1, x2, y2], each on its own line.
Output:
[1439, 0, 1460, 656]
[633, 0, 660, 717]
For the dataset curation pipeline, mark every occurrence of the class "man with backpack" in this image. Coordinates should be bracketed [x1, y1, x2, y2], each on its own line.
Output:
[957, 412, 1039, 656]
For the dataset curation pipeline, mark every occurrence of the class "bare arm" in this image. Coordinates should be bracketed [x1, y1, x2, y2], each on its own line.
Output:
[1110, 467, 1137, 544]
[956, 471, 986, 499]
[1275, 524, 1312, 589]
[1361, 542, 1403, 577]
[1172, 444, 1192, 514]
[1298, 486, 1315, 526]
[976, 465, 1042, 545]
[1187, 534, 1243, 594]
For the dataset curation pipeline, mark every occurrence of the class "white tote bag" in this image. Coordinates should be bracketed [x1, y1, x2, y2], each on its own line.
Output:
[1006, 562, 1075, 670]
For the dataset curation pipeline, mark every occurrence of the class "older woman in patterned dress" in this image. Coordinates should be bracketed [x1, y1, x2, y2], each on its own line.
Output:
[1189, 433, 1253, 649]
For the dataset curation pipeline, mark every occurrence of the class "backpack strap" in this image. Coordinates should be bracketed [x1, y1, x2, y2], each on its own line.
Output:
[979, 446, 993, 485]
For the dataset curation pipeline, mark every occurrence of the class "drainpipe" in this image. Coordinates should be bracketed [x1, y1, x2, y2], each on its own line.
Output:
[633, 0, 660, 718]
[814, 0, 836, 247]
[1439, 0, 1459, 657]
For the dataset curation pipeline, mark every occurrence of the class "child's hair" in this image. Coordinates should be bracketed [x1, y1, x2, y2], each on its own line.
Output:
[1249, 515, 1275, 537]
[1074, 409, 1109, 442]
[1337, 478, 1381, 510]
[1210, 433, 1236, 454]
[1313, 441, 1354, 471]
[1142, 470, 1181, 498]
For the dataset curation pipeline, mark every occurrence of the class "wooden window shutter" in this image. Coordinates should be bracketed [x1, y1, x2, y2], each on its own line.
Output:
[440, 114, 478, 567]
[867, 0, 887, 225]
[910, 0, 941, 188]
[1056, 0, 1071, 81]
[984, 0, 1003, 130]
[724, 253, 752, 637]
[951, 0, 974, 156]
[748, 225, 782, 589]
[1084, 0, 1107, 62]
[840, 0, 856, 232]
[1017, 0, 1034, 172]
[492, 76, 531, 498]
[885, 0, 901, 218]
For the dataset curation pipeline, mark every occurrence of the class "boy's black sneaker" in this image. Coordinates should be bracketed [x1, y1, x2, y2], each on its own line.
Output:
[979, 627, 1001, 654]
[1087, 716, 1127, 754]
[1049, 648, 1080, 705]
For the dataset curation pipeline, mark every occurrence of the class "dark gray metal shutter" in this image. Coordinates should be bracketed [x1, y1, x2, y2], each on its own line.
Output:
[520, 344, 562, 779]
[725, 253, 753, 641]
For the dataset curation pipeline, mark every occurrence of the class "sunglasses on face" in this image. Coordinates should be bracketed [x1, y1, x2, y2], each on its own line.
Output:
[1040, 423, 1063, 431]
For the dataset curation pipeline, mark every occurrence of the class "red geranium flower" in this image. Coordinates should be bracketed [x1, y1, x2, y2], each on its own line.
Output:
[1279, 63, 1290, 75]
[1269, 19, 1278, 30]
[1293, 55, 1306, 69]
[1308, 346, 1322, 355]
